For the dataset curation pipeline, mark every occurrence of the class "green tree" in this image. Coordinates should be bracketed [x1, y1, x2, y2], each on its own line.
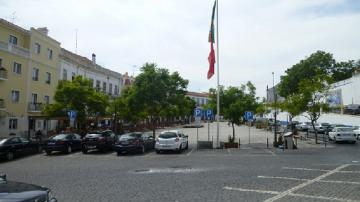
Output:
[130, 63, 189, 137]
[43, 76, 109, 129]
[208, 82, 258, 141]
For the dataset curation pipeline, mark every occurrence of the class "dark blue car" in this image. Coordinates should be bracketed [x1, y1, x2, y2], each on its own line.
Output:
[114, 132, 155, 155]
[44, 134, 82, 155]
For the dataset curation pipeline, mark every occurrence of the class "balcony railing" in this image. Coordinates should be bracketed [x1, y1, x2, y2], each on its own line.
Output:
[0, 99, 5, 109]
[0, 68, 7, 80]
[0, 41, 30, 58]
[28, 102, 44, 112]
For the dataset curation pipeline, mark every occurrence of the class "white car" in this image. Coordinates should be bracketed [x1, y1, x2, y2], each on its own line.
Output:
[328, 127, 357, 144]
[353, 126, 360, 140]
[296, 122, 311, 131]
[155, 130, 188, 153]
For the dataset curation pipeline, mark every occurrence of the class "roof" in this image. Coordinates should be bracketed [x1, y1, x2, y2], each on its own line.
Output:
[60, 48, 122, 78]
[0, 18, 29, 35]
[186, 91, 209, 98]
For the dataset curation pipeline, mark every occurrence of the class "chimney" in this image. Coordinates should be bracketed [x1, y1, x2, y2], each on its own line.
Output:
[92, 53, 96, 64]
[36, 27, 49, 35]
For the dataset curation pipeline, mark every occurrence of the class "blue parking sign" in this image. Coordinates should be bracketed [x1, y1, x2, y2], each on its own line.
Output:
[194, 108, 202, 117]
[206, 109, 213, 119]
[244, 111, 253, 121]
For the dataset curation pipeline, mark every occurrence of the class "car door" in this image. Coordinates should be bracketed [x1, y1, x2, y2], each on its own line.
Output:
[179, 133, 186, 148]
[7, 137, 23, 156]
[19, 137, 33, 154]
[73, 134, 82, 150]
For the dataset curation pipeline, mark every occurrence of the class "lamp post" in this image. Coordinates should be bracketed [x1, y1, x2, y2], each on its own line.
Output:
[272, 72, 278, 146]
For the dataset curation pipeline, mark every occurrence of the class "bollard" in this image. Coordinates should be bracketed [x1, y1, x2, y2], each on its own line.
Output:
[267, 138, 269, 148]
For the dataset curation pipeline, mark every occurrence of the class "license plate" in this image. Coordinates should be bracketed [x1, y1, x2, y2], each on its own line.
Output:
[121, 141, 129, 145]
[87, 146, 96, 149]
[48, 142, 55, 145]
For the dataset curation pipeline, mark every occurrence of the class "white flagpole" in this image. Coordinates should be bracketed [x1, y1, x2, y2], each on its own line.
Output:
[216, 0, 220, 148]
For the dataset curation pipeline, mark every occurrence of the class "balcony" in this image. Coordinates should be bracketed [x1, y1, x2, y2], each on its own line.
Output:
[0, 99, 5, 110]
[28, 102, 44, 112]
[0, 68, 7, 80]
[0, 41, 30, 58]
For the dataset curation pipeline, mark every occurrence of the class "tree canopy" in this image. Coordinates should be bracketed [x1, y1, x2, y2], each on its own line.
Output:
[43, 76, 109, 129]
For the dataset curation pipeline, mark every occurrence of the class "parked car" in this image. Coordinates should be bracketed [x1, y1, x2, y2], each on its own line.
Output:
[353, 126, 360, 140]
[44, 133, 82, 155]
[114, 132, 155, 155]
[295, 122, 311, 131]
[155, 130, 188, 153]
[0, 174, 57, 202]
[0, 137, 43, 161]
[81, 130, 116, 153]
[328, 127, 357, 143]
[308, 123, 331, 134]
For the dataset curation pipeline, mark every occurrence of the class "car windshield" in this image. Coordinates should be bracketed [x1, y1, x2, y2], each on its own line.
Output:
[159, 132, 177, 139]
[338, 128, 353, 132]
[120, 133, 141, 140]
[51, 134, 68, 140]
[85, 133, 102, 138]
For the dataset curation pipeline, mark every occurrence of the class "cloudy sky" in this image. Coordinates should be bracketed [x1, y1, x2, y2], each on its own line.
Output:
[1, 0, 360, 98]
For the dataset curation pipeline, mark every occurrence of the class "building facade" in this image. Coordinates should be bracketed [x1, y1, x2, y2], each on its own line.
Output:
[0, 19, 60, 137]
[59, 49, 123, 97]
[186, 91, 210, 107]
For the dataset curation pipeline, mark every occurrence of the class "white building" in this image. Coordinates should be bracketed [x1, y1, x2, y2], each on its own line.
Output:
[186, 92, 210, 107]
[59, 49, 123, 97]
[330, 70, 360, 107]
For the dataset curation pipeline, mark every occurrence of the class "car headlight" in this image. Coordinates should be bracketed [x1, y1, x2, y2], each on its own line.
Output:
[47, 190, 57, 202]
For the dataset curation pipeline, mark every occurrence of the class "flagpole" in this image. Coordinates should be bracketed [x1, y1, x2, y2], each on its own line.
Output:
[216, 0, 220, 148]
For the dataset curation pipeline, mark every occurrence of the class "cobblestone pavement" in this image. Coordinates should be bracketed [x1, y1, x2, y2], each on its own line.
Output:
[1, 123, 359, 202]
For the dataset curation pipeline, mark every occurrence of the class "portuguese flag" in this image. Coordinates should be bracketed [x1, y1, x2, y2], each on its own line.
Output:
[207, 1, 216, 80]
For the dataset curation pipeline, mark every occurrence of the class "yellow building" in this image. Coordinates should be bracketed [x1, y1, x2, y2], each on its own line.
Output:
[0, 19, 60, 138]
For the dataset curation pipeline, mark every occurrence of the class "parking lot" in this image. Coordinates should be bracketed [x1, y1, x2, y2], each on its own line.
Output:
[1, 123, 360, 202]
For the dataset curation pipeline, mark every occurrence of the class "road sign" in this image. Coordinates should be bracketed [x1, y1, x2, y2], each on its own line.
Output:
[206, 109, 213, 119]
[194, 108, 202, 117]
[244, 111, 253, 121]
[67, 110, 77, 120]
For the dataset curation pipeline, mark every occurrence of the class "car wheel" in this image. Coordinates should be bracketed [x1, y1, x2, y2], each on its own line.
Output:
[45, 150, 52, 155]
[82, 146, 88, 154]
[117, 152, 121, 156]
[351, 141, 356, 144]
[66, 145, 72, 154]
[37, 145, 43, 153]
[156, 150, 160, 154]
[6, 152, 14, 161]
[185, 142, 188, 150]
[334, 137, 337, 143]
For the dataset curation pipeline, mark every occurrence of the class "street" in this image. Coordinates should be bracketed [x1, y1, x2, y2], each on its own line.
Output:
[1, 123, 360, 202]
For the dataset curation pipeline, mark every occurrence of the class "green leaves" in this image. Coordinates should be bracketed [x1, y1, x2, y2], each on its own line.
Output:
[43, 76, 109, 128]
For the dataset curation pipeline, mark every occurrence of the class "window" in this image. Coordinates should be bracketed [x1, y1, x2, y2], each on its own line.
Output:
[31, 93, 37, 103]
[114, 85, 118, 95]
[47, 48, 53, 59]
[13, 62, 21, 74]
[102, 82, 107, 92]
[96, 80, 100, 91]
[9, 119, 18, 130]
[11, 90, 20, 102]
[72, 72, 76, 80]
[34, 43, 41, 54]
[32, 68, 39, 81]
[45, 72, 51, 84]
[9, 35, 17, 45]
[89, 78, 94, 87]
[62, 69, 67, 80]
[44, 96, 50, 105]
[109, 83, 113, 95]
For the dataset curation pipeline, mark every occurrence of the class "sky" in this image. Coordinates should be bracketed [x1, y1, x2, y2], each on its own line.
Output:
[1, 0, 360, 98]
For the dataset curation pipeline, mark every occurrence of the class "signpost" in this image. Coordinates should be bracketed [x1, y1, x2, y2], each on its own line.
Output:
[194, 108, 202, 149]
[244, 111, 253, 144]
[67, 110, 77, 128]
[206, 109, 213, 141]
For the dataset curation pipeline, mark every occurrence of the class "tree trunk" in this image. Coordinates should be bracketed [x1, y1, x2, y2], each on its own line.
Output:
[152, 117, 156, 138]
[311, 121, 318, 144]
[232, 122, 235, 142]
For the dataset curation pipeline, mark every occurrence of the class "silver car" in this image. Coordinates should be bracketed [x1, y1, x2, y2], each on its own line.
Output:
[353, 126, 360, 140]
[329, 127, 357, 143]
[155, 130, 188, 153]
